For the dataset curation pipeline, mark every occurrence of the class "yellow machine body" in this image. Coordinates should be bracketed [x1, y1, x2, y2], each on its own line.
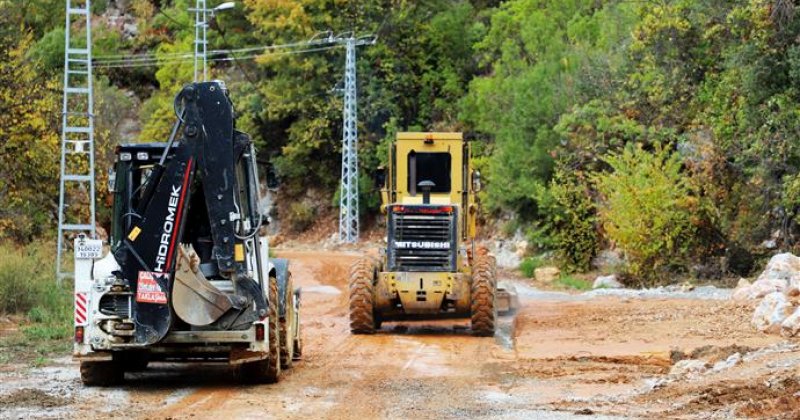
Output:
[375, 132, 480, 319]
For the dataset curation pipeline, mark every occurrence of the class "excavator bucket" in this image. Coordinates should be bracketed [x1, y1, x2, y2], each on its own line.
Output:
[172, 245, 236, 326]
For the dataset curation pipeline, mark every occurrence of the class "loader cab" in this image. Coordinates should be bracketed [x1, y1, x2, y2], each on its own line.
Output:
[109, 143, 175, 247]
[109, 140, 265, 278]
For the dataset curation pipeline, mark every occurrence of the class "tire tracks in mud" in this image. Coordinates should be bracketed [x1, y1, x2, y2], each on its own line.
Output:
[146, 251, 360, 418]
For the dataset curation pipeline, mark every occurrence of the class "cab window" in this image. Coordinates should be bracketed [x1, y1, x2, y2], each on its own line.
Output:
[408, 151, 451, 194]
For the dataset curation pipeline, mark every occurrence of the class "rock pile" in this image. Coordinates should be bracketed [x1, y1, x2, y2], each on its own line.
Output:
[734, 253, 800, 337]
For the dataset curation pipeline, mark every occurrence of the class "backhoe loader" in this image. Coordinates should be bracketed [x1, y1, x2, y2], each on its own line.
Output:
[72, 81, 300, 385]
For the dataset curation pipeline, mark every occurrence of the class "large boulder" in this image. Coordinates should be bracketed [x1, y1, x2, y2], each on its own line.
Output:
[669, 359, 708, 377]
[731, 278, 751, 301]
[593, 274, 623, 289]
[591, 249, 624, 272]
[781, 307, 800, 338]
[737, 278, 790, 301]
[534, 266, 561, 284]
[732, 253, 800, 300]
[755, 253, 800, 284]
[752, 292, 794, 333]
[491, 234, 526, 269]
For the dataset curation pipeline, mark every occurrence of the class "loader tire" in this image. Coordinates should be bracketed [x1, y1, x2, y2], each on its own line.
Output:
[470, 255, 496, 337]
[240, 276, 281, 383]
[349, 257, 377, 334]
[293, 288, 303, 360]
[80, 361, 123, 386]
[280, 274, 295, 370]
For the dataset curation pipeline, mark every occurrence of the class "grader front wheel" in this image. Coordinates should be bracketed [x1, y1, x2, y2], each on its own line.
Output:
[349, 257, 378, 334]
[470, 255, 497, 336]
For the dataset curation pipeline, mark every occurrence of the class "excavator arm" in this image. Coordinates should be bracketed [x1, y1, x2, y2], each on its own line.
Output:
[114, 81, 266, 345]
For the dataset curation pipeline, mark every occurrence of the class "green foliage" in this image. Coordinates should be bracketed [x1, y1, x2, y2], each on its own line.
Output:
[518, 256, 542, 278]
[11, 0, 800, 289]
[286, 202, 317, 233]
[556, 274, 591, 291]
[531, 164, 598, 273]
[593, 144, 701, 284]
[0, 26, 61, 242]
[238, 0, 488, 204]
[0, 241, 71, 365]
[461, 0, 636, 214]
[332, 173, 382, 218]
[0, 244, 50, 313]
[28, 27, 64, 71]
[8, 0, 63, 38]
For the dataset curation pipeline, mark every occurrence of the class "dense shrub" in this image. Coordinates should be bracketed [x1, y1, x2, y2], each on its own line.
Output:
[0, 243, 58, 314]
[0, 242, 72, 361]
[518, 257, 543, 278]
[286, 202, 317, 233]
[0, 242, 70, 337]
[531, 165, 599, 273]
[593, 144, 701, 285]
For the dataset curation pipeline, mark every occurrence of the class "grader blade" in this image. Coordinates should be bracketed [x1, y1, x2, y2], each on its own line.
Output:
[496, 282, 519, 315]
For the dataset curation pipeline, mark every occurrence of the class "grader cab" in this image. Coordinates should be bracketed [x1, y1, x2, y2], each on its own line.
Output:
[348, 132, 504, 336]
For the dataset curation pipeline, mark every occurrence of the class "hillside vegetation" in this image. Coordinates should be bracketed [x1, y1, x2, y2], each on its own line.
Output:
[2, 0, 800, 282]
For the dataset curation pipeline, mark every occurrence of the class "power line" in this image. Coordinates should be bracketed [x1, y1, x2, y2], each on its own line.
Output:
[92, 37, 341, 65]
[217, 27, 257, 85]
[93, 45, 343, 69]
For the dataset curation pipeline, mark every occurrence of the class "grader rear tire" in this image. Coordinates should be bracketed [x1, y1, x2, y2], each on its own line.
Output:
[240, 276, 281, 383]
[470, 255, 496, 336]
[280, 274, 295, 370]
[349, 257, 377, 334]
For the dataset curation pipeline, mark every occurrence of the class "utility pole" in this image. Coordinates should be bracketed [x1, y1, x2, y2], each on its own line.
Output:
[193, 0, 207, 81]
[339, 37, 359, 243]
[57, 0, 96, 281]
[337, 36, 373, 244]
[191, 1, 235, 82]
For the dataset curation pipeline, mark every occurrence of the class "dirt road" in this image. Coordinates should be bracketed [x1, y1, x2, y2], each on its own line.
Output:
[1, 250, 799, 419]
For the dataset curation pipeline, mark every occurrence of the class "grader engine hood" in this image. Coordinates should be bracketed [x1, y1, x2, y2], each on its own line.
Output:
[387, 205, 458, 272]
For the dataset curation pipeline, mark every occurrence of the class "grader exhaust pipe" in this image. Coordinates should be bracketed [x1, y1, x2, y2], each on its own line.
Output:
[418, 180, 435, 204]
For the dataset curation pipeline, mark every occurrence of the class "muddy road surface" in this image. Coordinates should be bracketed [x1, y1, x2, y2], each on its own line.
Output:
[1, 250, 799, 419]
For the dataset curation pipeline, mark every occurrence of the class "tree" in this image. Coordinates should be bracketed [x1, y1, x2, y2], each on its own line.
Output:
[461, 0, 636, 216]
[0, 24, 61, 241]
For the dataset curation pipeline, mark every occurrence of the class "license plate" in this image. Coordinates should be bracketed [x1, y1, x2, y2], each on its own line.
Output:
[75, 239, 103, 259]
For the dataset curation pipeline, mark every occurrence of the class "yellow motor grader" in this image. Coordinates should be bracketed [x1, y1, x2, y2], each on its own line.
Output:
[349, 132, 512, 336]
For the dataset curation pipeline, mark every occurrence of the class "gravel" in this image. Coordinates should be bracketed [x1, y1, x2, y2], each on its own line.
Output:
[510, 282, 732, 302]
